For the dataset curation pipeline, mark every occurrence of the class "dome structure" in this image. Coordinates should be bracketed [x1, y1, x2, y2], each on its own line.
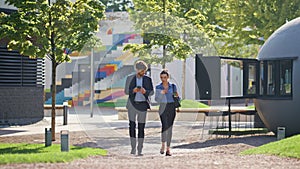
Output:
[256, 17, 300, 136]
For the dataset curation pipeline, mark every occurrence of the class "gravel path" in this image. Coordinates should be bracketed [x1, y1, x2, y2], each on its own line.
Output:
[1, 109, 299, 169]
[1, 130, 300, 169]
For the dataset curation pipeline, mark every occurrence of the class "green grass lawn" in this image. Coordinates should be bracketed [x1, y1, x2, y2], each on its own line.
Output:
[247, 105, 255, 109]
[241, 134, 300, 158]
[0, 143, 107, 164]
[180, 99, 210, 108]
[100, 99, 210, 108]
[150, 99, 210, 109]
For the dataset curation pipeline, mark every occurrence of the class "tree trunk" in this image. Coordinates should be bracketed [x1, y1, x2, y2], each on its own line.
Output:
[51, 60, 57, 141]
[162, 45, 166, 69]
[162, 0, 166, 69]
[181, 58, 186, 99]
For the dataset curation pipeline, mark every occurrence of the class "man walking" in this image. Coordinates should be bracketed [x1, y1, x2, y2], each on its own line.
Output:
[125, 60, 153, 156]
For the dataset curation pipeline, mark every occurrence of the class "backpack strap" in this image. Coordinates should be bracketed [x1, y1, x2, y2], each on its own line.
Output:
[172, 84, 175, 94]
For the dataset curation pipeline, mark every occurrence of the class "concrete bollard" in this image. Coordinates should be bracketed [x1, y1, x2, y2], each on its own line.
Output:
[277, 127, 286, 140]
[63, 102, 68, 125]
[61, 130, 69, 152]
[45, 128, 52, 147]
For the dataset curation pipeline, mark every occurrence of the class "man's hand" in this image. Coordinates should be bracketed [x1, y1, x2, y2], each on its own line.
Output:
[140, 87, 146, 94]
[133, 87, 146, 94]
[133, 87, 140, 93]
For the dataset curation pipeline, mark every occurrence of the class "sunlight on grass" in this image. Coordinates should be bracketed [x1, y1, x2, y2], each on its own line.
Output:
[150, 99, 209, 109]
[241, 134, 300, 158]
[247, 105, 255, 109]
[180, 99, 209, 108]
[107, 99, 210, 108]
[0, 143, 107, 164]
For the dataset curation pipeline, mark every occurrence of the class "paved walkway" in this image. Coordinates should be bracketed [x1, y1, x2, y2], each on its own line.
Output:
[0, 107, 207, 156]
[4, 107, 299, 169]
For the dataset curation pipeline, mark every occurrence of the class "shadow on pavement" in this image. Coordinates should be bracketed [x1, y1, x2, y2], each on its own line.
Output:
[173, 135, 276, 149]
[0, 129, 26, 136]
[74, 141, 99, 148]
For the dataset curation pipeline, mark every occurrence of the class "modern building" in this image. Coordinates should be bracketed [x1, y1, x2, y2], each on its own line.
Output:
[255, 17, 300, 137]
[0, 5, 45, 125]
[195, 17, 300, 137]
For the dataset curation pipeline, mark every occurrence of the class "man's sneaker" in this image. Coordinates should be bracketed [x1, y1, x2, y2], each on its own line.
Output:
[130, 149, 136, 155]
[137, 151, 143, 156]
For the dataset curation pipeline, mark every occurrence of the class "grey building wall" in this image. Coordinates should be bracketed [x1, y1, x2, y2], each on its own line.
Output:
[0, 6, 45, 125]
[0, 87, 44, 124]
[0, 1, 17, 10]
[256, 17, 300, 136]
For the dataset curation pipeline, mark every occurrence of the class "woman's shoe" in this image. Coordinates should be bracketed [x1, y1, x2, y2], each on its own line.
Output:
[165, 150, 172, 156]
[160, 149, 164, 154]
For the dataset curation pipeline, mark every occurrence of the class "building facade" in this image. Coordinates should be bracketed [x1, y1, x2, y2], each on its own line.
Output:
[0, 6, 45, 125]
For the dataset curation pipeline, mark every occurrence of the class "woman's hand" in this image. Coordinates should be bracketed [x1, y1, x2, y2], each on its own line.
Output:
[161, 89, 168, 94]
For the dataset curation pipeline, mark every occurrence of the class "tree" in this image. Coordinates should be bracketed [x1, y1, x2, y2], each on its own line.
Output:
[0, 0, 105, 140]
[176, 0, 243, 57]
[179, 0, 300, 58]
[126, 0, 215, 99]
[225, 0, 300, 44]
[128, 0, 300, 60]
[100, 0, 133, 11]
[125, 0, 213, 68]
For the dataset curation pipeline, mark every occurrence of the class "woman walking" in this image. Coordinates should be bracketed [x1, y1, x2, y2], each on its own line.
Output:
[155, 70, 179, 156]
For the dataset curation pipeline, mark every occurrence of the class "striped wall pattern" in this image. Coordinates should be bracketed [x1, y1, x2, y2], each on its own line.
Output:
[0, 47, 45, 87]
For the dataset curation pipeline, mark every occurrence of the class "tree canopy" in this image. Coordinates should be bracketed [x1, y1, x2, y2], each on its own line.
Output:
[219, 0, 300, 57]
[179, 0, 300, 58]
[100, 0, 133, 11]
[0, 0, 105, 65]
[128, 0, 300, 59]
[124, 0, 215, 67]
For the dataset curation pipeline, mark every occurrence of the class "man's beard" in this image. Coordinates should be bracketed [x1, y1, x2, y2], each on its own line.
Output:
[138, 72, 145, 76]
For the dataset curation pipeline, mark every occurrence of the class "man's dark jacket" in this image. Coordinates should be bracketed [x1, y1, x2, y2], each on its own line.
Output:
[125, 74, 154, 111]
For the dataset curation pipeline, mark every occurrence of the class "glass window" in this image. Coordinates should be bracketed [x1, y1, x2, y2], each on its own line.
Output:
[259, 59, 293, 97]
[259, 62, 264, 95]
[267, 61, 276, 95]
[220, 59, 243, 97]
[246, 63, 257, 95]
[280, 60, 292, 95]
